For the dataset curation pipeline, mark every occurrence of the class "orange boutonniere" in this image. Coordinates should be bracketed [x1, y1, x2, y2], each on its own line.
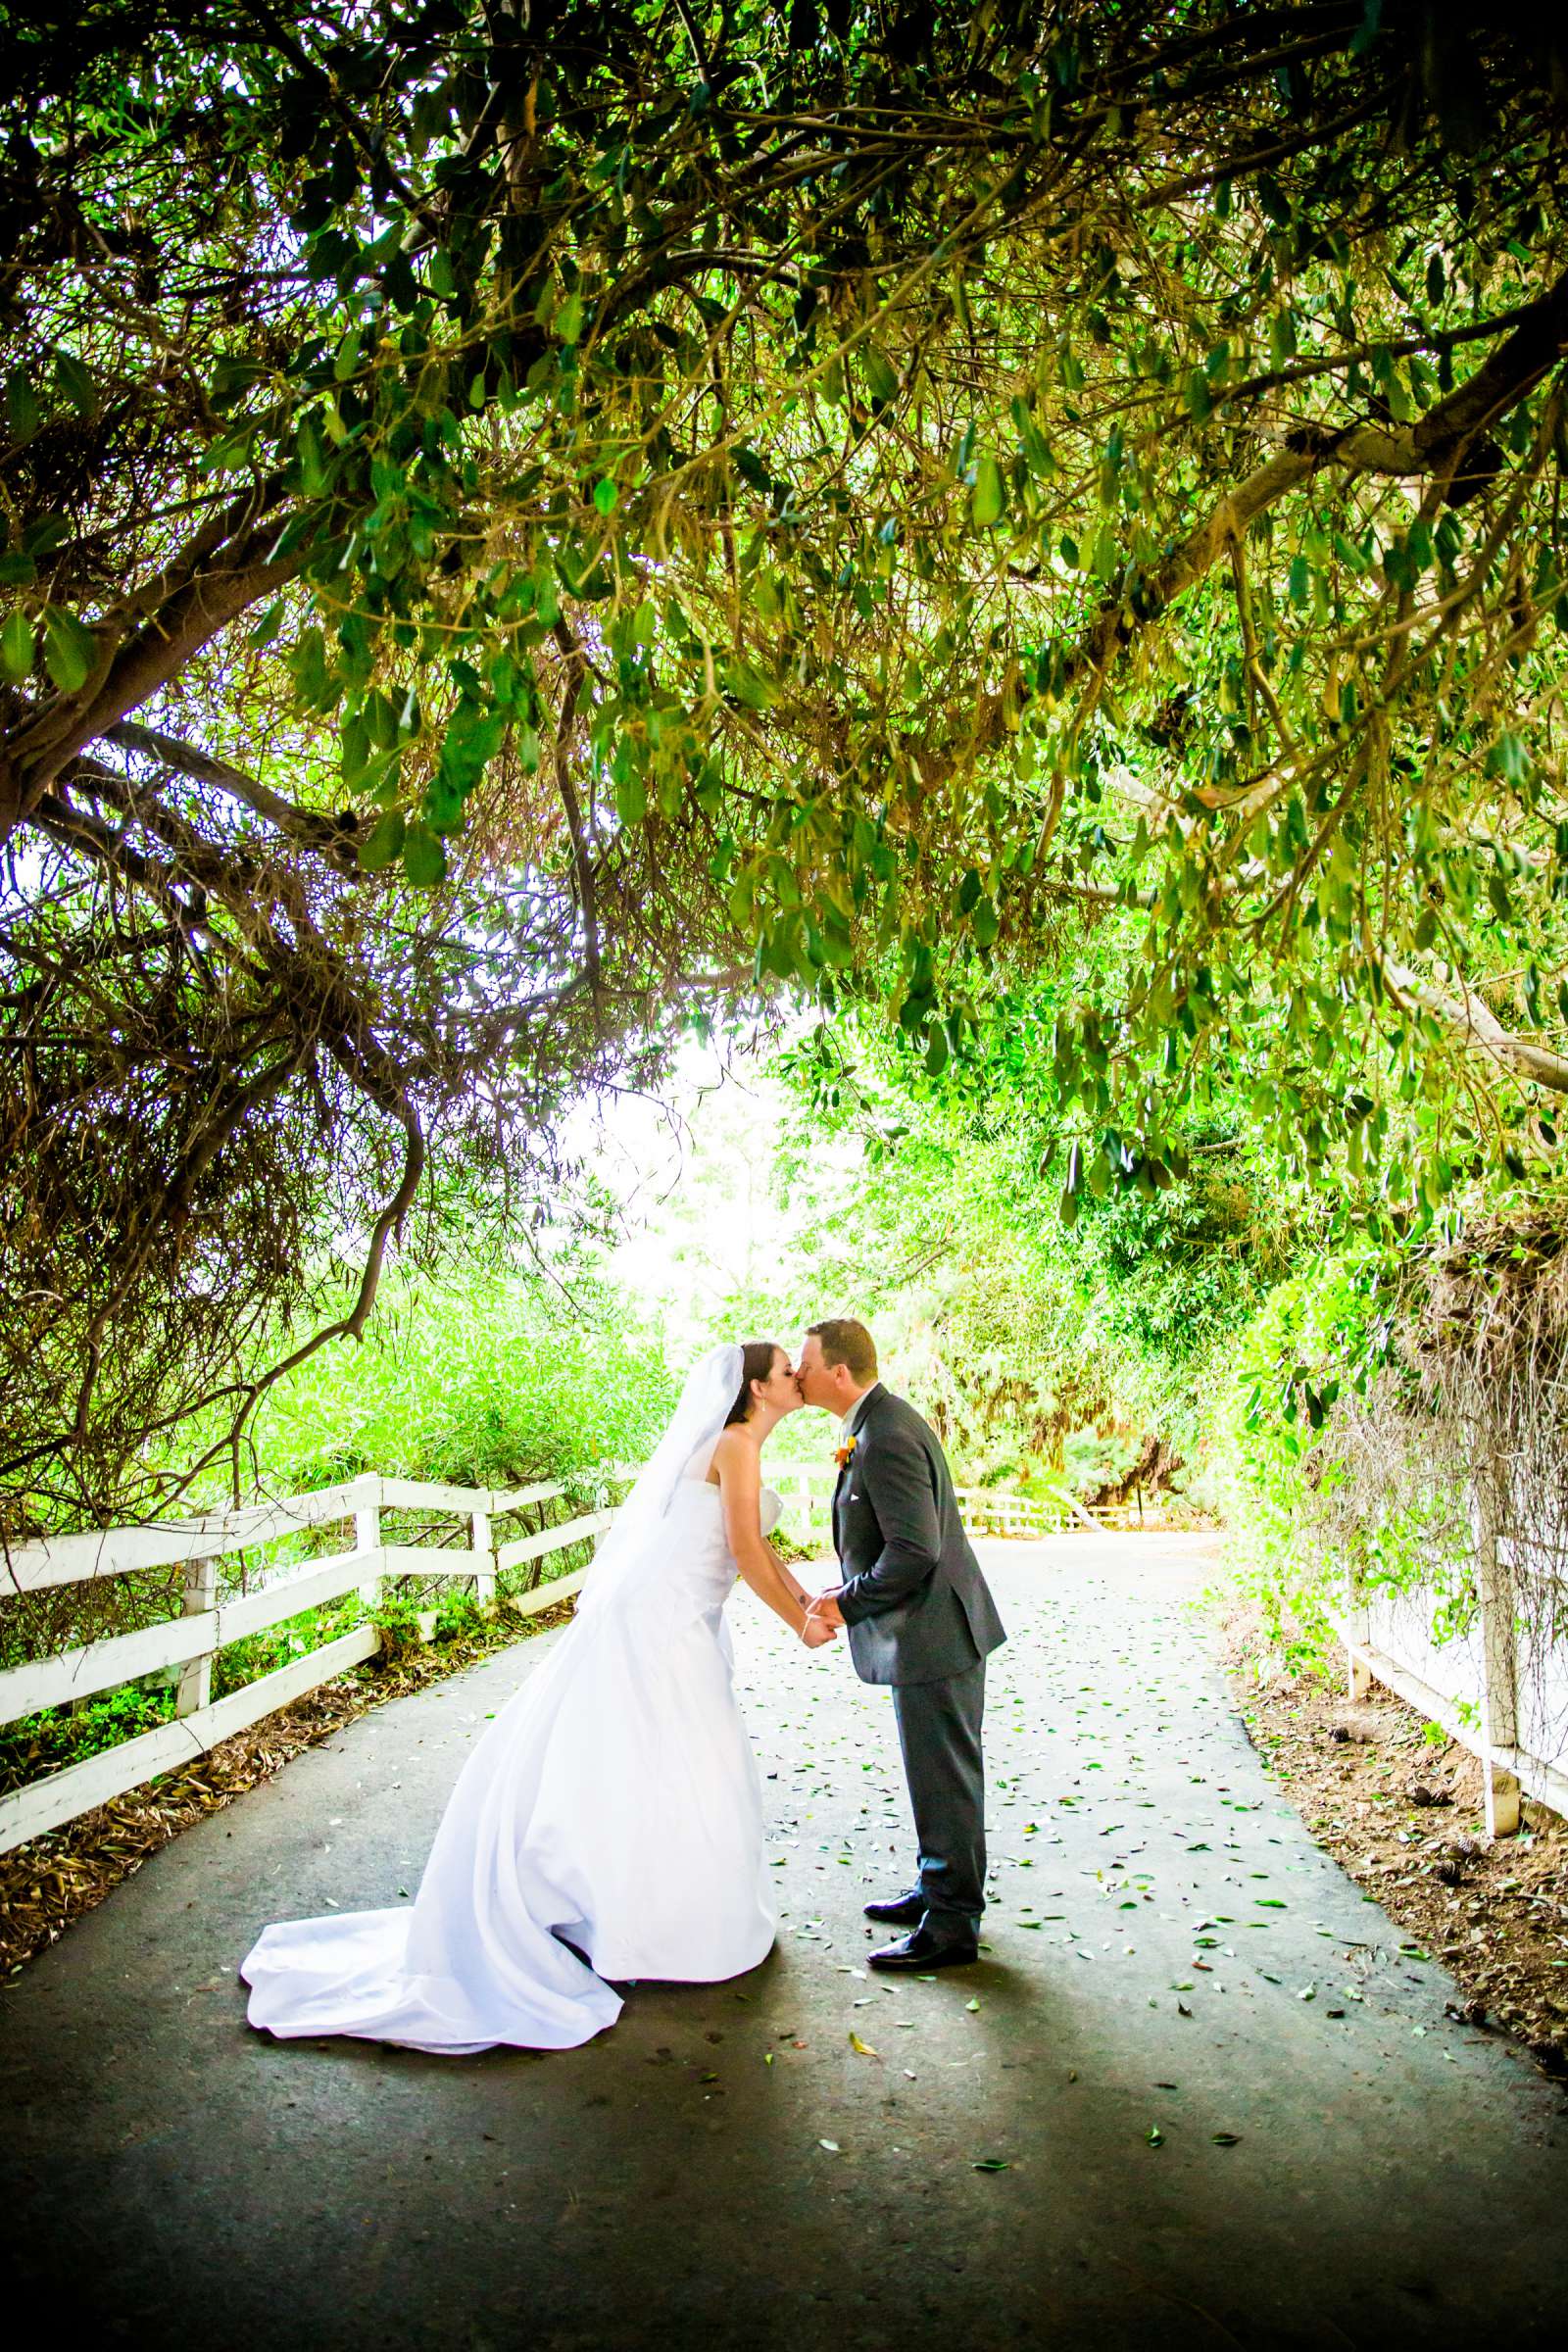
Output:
[834, 1433, 858, 1471]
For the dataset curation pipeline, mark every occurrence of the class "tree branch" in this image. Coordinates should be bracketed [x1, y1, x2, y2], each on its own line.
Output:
[550, 615, 603, 1005]
[105, 720, 360, 869]
[1381, 960, 1568, 1097]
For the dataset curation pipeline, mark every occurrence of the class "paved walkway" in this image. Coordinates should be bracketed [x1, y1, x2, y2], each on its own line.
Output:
[3, 1535, 1566, 2350]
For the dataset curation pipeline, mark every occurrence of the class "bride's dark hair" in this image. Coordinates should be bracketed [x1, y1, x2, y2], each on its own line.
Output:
[725, 1342, 782, 1425]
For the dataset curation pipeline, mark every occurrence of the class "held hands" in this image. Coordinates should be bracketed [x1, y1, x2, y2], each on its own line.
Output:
[798, 1586, 846, 1646]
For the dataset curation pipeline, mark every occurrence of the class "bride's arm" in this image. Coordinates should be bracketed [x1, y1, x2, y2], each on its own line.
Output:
[713, 1434, 834, 1644]
[764, 1540, 813, 1610]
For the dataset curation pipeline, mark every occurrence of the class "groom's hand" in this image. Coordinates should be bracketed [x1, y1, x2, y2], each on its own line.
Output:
[808, 1589, 846, 1629]
[801, 1616, 839, 1648]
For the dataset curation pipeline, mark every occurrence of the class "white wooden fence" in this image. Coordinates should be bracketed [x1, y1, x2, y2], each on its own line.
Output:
[0, 1471, 615, 1859]
[772, 1466, 1090, 1540]
[1332, 1505, 1568, 1837]
[0, 1462, 1084, 1863]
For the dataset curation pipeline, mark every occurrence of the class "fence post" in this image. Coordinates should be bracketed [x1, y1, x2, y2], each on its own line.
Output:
[357, 1478, 381, 1610]
[1475, 1482, 1521, 1838]
[173, 1555, 217, 1718]
[471, 1505, 495, 1609]
[1346, 1644, 1373, 1702]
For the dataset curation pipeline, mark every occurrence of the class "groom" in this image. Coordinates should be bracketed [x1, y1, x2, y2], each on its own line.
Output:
[797, 1320, 1006, 1971]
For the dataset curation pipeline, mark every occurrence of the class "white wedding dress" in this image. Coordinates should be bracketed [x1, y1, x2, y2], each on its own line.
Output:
[241, 1348, 780, 2053]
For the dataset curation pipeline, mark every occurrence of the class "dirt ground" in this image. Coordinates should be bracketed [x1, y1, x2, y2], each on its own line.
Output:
[1223, 1603, 1568, 2076]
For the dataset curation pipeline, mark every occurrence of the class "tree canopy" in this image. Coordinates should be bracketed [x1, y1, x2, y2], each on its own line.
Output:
[4, 0, 1568, 1529]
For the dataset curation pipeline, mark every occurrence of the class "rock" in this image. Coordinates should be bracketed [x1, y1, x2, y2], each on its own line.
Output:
[1408, 1783, 1452, 1807]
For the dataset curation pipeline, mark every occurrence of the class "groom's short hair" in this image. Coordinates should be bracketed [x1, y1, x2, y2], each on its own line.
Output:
[808, 1318, 878, 1383]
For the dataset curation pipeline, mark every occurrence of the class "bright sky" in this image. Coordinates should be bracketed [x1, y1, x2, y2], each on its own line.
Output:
[564, 1029, 867, 1338]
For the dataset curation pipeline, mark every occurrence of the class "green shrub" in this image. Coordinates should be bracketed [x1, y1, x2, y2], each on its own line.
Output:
[186, 1264, 678, 1503]
[1209, 1246, 1479, 1671]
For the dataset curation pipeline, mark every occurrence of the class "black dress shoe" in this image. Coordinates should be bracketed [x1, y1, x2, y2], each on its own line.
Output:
[863, 1892, 925, 1927]
[867, 1926, 979, 1972]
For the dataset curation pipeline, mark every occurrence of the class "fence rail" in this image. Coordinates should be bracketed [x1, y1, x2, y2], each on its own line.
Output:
[770, 1466, 1097, 1541]
[1330, 1494, 1568, 1836]
[0, 1469, 607, 1858]
[1333, 1615, 1568, 1834]
[1, 1461, 1089, 1861]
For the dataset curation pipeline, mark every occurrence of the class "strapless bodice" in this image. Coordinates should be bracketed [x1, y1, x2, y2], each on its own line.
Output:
[650, 1478, 783, 1608]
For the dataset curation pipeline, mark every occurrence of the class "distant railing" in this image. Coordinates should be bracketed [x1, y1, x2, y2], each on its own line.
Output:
[772, 1467, 1100, 1541]
[1, 1461, 1091, 1861]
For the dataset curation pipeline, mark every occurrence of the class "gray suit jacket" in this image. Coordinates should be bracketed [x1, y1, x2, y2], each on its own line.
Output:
[832, 1386, 1006, 1686]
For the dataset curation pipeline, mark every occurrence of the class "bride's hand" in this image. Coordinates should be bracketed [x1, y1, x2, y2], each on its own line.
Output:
[800, 1615, 839, 1648]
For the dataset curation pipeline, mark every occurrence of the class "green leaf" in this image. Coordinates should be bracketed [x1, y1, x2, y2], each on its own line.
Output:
[970, 456, 1005, 529]
[401, 820, 447, 887]
[0, 607, 35, 683]
[1210, 2132, 1242, 2147]
[54, 349, 97, 415]
[593, 476, 618, 516]
[294, 414, 330, 496]
[436, 702, 507, 799]
[291, 625, 332, 709]
[971, 2158, 1010, 2173]
[5, 369, 40, 443]
[41, 605, 98, 694]
[721, 660, 778, 710]
[863, 343, 898, 404]
[1268, 310, 1297, 369]
[357, 811, 405, 872]
[1490, 730, 1532, 786]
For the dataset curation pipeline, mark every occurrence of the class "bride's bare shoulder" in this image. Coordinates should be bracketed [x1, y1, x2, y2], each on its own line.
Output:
[707, 1426, 757, 1486]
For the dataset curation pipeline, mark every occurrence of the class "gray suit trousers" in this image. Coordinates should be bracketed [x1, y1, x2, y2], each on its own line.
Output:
[890, 1659, 987, 1936]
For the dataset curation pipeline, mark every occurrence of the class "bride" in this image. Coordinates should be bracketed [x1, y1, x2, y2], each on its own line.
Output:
[240, 1342, 831, 2054]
